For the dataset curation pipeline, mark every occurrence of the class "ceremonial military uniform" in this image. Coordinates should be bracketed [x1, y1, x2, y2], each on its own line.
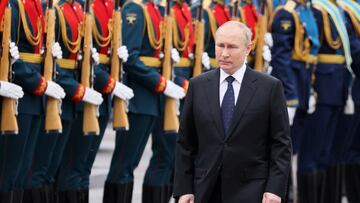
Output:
[269, 1, 320, 201]
[104, 0, 168, 202]
[49, 1, 101, 202]
[0, 0, 46, 202]
[335, 1, 360, 202]
[36, 0, 85, 202]
[78, 0, 121, 200]
[141, 1, 194, 202]
[0, 0, 30, 201]
[295, 0, 353, 201]
[270, 0, 319, 153]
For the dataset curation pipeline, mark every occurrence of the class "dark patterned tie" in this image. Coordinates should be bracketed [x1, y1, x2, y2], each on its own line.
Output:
[221, 76, 235, 137]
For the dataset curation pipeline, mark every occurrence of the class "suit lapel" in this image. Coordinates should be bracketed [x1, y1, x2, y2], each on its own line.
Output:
[226, 67, 257, 140]
[205, 69, 226, 138]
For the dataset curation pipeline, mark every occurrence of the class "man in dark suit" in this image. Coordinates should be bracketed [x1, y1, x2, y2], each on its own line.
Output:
[173, 21, 292, 203]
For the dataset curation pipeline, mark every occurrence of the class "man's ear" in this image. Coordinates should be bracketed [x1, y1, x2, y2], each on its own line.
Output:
[245, 43, 253, 55]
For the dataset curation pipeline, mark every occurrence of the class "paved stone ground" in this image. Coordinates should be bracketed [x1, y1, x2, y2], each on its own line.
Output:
[89, 123, 348, 203]
[89, 124, 175, 203]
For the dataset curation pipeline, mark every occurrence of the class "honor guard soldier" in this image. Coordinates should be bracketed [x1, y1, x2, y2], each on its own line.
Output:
[44, 0, 105, 202]
[296, 0, 354, 201]
[0, 0, 65, 202]
[104, 0, 186, 202]
[0, 1, 26, 201]
[269, 0, 320, 201]
[21, 0, 101, 202]
[142, 0, 208, 202]
[77, 0, 134, 200]
[332, 0, 360, 202]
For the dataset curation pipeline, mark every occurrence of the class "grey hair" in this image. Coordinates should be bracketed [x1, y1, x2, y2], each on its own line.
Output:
[216, 21, 253, 46]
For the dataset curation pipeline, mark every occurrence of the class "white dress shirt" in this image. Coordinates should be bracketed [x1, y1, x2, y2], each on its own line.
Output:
[219, 63, 247, 107]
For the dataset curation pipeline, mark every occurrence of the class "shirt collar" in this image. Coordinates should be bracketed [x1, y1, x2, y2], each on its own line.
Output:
[219, 63, 247, 84]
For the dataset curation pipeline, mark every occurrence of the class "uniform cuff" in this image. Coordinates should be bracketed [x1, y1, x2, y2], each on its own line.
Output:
[101, 77, 116, 95]
[154, 75, 167, 93]
[182, 79, 189, 95]
[33, 76, 48, 96]
[71, 84, 86, 103]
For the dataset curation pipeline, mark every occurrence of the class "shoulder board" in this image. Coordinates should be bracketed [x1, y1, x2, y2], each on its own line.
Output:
[284, 0, 296, 12]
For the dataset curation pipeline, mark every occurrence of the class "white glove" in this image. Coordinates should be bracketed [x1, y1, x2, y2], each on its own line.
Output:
[262, 45, 271, 62]
[176, 99, 180, 116]
[45, 80, 66, 100]
[83, 87, 103, 105]
[202, 52, 211, 70]
[9, 42, 19, 64]
[117, 45, 129, 63]
[113, 81, 134, 100]
[0, 81, 24, 99]
[52, 42, 63, 59]
[307, 88, 317, 114]
[344, 93, 355, 115]
[91, 48, 100, 64]
[264, 32, 273, 47]
[287, 107, 296, 126]
[171, 48, 180, 64]
[163, 80, 185, 99]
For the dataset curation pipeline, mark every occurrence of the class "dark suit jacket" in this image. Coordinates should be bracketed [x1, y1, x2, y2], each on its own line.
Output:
[174, 67, 292, 203]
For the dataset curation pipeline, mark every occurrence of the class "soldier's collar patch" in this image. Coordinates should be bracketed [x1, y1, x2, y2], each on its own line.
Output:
[281, 20, 291, 31]
[126, 13, 137, 24]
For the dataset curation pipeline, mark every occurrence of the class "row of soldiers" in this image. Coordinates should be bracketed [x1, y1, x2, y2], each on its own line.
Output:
[0, 0, 359, 203]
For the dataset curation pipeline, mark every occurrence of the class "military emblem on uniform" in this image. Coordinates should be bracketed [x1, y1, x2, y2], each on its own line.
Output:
[280, 20, 291, 31]
[126, 13, 137, 24]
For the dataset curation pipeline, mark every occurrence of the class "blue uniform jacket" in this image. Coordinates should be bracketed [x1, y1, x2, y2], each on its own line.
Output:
[11, 0, 46, 115]
[270, 0, 320, 109]
[312, 5, 352, 106]
[121, 0, 166, 116]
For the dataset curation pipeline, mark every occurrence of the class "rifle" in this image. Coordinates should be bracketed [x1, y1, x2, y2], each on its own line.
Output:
[44, 0, 62, 133]
[231, 0, 240, 21]
[0, 3, 18, 134]
[162, 0, 178, 133]
[110, 0, 129, 131]
[192, 0, 205, 77]
[254, 0, 268, 72]
[81, 0, 99, 135]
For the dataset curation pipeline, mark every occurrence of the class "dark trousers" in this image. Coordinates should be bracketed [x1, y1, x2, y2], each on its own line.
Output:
[44, 120, 73, 186]
[143, 116, 177, 186]
[298, 104, 342, 173]
[14, 114, 42, 190]
[79, 115, 109, 188]
[0, 114, 40, 192]
[56, 114, 93, 191]
[24, 119, 59, 189]
[106, 113, 157, 184]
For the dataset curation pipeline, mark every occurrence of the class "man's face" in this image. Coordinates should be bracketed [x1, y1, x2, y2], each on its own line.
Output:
[215, 26, 252, 75]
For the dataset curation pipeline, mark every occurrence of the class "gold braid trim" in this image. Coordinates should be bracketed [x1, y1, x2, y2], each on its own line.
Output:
[17, 0, 42, 46]
[143, 4, 163, 50]
[338, 2, 360, 37]
[269, 2, 311, 62]
[289, 8, 311, 62]
[206, 8, 218, 39]
[314, 5, 341, 49]
[91, 5, 113, 48]
[55, 5, 82, 54]
[171, 9, 190, 51]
